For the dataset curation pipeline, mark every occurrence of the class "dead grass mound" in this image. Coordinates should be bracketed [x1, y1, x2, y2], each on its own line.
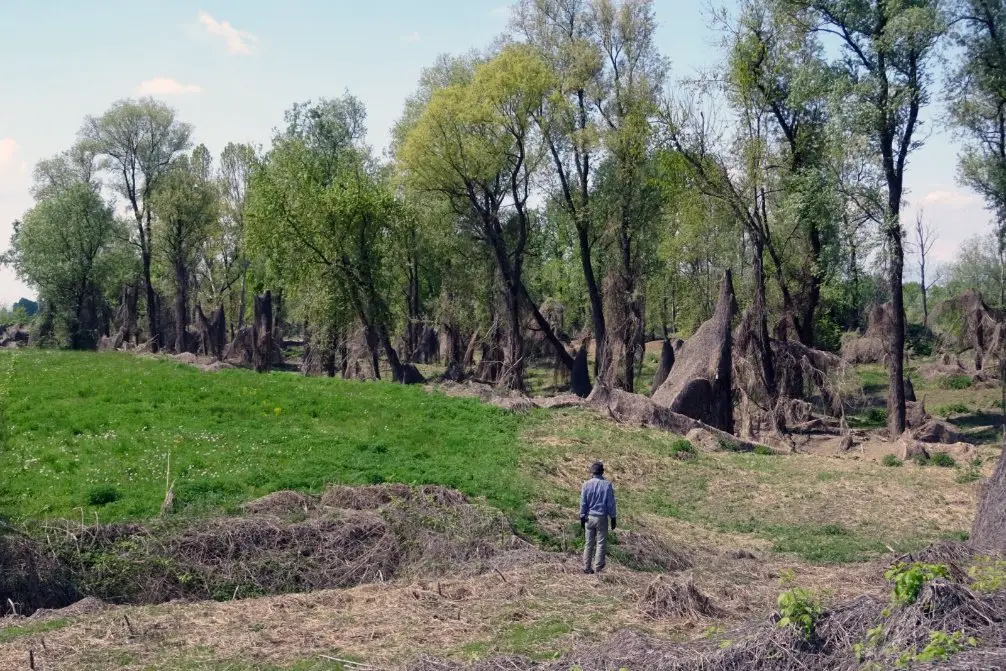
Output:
[882, 580, 1003, 655]
[614, 530, 692, 573]
[0, 529, 78, 616]
[639, 576, 723, 620]
[241, 490, 317, 516]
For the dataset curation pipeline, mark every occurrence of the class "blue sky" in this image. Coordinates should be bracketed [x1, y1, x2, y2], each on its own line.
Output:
[0, 0, 989, 306]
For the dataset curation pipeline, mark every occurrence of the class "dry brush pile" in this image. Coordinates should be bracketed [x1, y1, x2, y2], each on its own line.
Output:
[0, 485, 533, 616]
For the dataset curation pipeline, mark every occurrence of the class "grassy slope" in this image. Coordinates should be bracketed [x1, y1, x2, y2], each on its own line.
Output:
[1, 350, 985, 565]
[2, 350, 533, 522]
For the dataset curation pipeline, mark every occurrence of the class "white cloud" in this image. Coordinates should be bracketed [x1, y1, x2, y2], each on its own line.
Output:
[922, 190, 980, 207]
[401, 32, 421, 44]
[197, 10, 258, 55]
[136, 77, 204, 96]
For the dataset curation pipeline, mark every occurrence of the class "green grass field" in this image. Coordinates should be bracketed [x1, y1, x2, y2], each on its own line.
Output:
[0, 350, 987, 566]
[2, 350, 535, 522]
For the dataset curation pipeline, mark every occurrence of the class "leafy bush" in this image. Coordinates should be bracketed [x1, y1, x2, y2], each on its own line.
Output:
[906, 323, 935, 357]
[814, 314, 843, 353]
[753, 445, 776, 456]
[882, 455, 903, 468]
[935, 403, 972, 417]
[897, 630, 976, 667]
[86, 485, 121, 506]
[885, 562, 950, 605]
[669, 439, 696, 460]
[938, 375, 973, 390]
[776, 587, 823, 640]
[967, 557, 1006, 592]
[912, 453, 931, 466]
[930, 452, 957, 468]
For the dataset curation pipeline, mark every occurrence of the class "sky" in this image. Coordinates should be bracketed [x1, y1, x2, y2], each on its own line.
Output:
[0, 0, 991, 307]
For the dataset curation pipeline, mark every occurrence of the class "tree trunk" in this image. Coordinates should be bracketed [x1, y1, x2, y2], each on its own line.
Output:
[498, 280, 525, 392]
[753, 239, 777, 401]
[142, 249, 159, 352]
[252, 291, 274, 373]
[578, 226, 606, 378]
[174, 259, 188, 354]
[887, 215, 908, 437]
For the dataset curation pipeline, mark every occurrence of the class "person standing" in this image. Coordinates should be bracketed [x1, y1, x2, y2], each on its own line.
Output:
[579, 461, 617, 574]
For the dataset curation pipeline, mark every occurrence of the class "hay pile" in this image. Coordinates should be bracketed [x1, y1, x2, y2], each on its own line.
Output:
[638, 577, 723, 620]
[8, 485, 520, 615]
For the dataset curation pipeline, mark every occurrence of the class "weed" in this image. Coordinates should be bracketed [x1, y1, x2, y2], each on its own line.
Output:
[935, 403, 971, 417]
[882, 455, 903, 468]
[896, 630, 976, 667]
[955, 457, 983, 484]
[967, 557, 1006, 592]
[668, 439, 696, 460]
[776, 587, 822, 640]
[930, 452, 957, 469]
[885, 562, 950, 606]
[87, 485, 122, 506]
[753, 445, 776, 456]
[938, 375, 973, 390]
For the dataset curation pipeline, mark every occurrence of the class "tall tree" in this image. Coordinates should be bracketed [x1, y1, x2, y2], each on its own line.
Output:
[786, 0, 945, 437]
[402, 45, 576, 391]
[151, 149, 220, 353]
[913, 208, 937, 324]
[725, 0, 838, 346]
[949, 0, 1006, 305]
[80, 98, 192, 352]
[3, 173, 117, 349]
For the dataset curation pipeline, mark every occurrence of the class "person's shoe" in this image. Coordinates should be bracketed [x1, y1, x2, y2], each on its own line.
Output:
[583, 568, 594, 574]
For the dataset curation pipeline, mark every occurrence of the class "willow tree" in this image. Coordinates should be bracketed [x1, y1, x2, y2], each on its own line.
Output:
[246, 97, 416, 383]
[80, 98, 192, 351]
[784, 0, 946, 437]
[402, 44, 576, 391]
[151, 149, 220, 353]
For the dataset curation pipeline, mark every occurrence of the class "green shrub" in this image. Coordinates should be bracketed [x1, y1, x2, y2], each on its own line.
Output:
[930, 452, 957, 468]
[968, 557, 1006, 592]
[906, 324, 935, 357]
[935, 403, 971, 417]
[669, 439, 696, 459]
[882, 455, 903, 468]
[814, 315, 843, 353]
[753, 445, 776, 456]
[885, 562, 950, 605]
[912, 453, 931, 466]
[86, 485, 121, 506]
[776, 587, 823, 640]
[938, 375, 973, 390]
[897, 630, 976, 667]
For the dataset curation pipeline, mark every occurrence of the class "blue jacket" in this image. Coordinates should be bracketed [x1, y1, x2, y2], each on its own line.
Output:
[580, 475, 617, 519]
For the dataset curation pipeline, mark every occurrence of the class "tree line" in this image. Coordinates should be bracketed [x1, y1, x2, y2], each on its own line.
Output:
[5, 0, 1006, 439]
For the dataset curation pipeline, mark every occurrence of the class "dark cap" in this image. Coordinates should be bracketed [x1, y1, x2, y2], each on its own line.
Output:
[589, 461, 604, 475]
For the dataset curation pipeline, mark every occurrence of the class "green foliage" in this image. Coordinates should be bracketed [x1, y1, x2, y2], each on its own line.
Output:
[4, 182, 119, 349]
[668, 439, 696, 459]
[939, 375, 973, 390]
[86, 485, 122, 506]
[754, 445, 776, 456]
[906, 323, 935, 356]
[967, 557, 1006, 592]
[930, 452, 957, 468]
[896, 630, 977, 667]
[882, 455, 903, 468]
[935, 403, 971, 417]
[776, 587, 822, 640]
[884, 562, 950, 606]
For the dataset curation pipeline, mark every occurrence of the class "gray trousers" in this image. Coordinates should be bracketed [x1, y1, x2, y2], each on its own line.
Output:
[583, 515, 609, 571]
